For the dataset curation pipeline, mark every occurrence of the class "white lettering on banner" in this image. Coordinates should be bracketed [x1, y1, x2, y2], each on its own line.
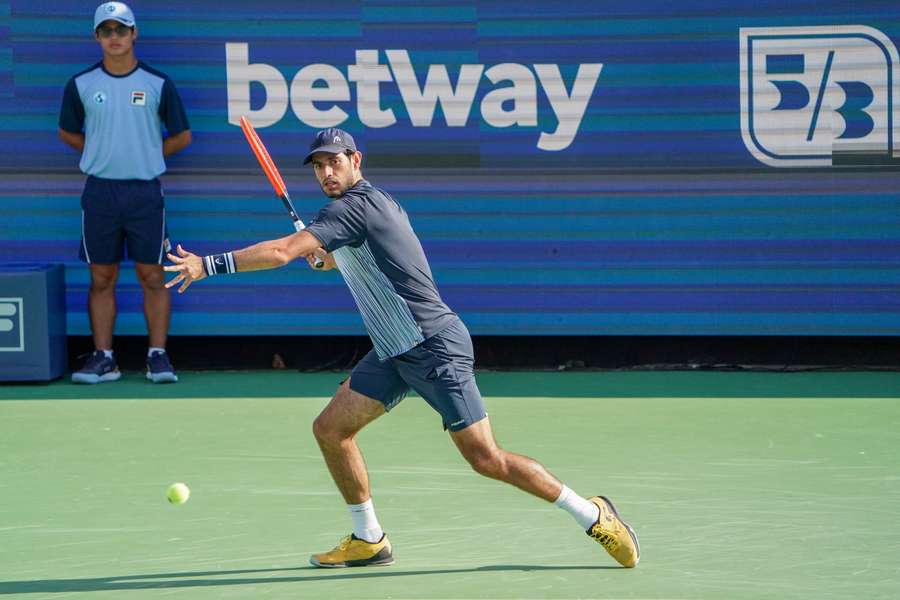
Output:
[481, 63, 538, 128]
[290, 63, 350, 127]
[225, 44, 603, 151]
[347, 50, 396, 128]
[385, 49, 485, 127]
[535, 63, 604, 151]
[225, 43, 288, 127]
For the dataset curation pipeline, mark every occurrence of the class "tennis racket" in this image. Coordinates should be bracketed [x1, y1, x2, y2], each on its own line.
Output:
[238, 115, 325, 268]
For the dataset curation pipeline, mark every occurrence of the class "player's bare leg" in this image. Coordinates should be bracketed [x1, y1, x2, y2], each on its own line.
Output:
[88, 262, 119, 350]
[136, 262, 170, 349]
[310, 379, 394, 567]
[312, 379, 385, 503]
[449, 416, 562, 500]
[450, 416, 640, 567]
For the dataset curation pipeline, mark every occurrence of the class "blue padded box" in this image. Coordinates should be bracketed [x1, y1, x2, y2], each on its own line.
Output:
[0, 264, 67, 381]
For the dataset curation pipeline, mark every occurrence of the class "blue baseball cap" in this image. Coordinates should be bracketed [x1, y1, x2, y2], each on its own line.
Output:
[94, 2, 135, 31]
[303, 128, 358, 164]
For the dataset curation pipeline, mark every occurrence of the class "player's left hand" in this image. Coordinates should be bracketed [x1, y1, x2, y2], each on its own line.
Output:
[164, 244, 206, 293]
[307, 248, 336, 271]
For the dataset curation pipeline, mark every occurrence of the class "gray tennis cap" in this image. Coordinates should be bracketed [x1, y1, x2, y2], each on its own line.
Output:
[303, 128, 358, 164]
[94, 2, 135, 31]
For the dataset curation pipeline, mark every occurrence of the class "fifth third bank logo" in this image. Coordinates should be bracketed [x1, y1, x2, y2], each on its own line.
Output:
[741, 26, 900, 167]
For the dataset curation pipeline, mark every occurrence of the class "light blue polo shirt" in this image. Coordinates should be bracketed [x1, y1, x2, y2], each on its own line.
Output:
[59, 61, 189, 180]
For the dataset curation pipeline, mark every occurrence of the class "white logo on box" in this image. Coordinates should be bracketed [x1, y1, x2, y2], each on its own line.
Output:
[0, 298, 25, 352]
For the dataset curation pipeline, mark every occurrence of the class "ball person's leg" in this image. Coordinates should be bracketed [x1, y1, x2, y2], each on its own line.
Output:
[135, 262, 170, 349]
[122, 179, 170, 349]
[88, 263, 119, 350]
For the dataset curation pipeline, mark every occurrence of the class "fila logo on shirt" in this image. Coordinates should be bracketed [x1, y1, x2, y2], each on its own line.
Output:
[131, 90, 146, 106]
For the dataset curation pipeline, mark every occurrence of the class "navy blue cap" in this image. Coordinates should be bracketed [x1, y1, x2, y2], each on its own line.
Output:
[302, 128, 358, 164]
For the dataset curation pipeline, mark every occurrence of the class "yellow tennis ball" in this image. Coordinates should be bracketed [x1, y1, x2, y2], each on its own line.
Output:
[166, 482, 190, 505]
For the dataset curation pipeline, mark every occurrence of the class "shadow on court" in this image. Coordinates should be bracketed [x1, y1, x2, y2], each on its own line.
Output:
[0, 564, 619, 594]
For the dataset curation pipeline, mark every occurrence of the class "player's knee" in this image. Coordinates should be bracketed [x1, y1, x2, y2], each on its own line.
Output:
[312, 412, 345, 446]
[465, 448, 507, 479]
[312, 414, 331, 443]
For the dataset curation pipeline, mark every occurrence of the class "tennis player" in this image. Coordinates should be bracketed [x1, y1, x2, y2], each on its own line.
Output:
[59, 2, 191, 384]
[164, 128, 640, 569]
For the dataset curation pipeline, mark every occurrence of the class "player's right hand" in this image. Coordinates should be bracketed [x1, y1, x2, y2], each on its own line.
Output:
[164, 244, 207, 293]
[307, 248, 335, 271]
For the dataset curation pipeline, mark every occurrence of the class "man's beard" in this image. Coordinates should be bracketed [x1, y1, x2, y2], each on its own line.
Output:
[322, 179, 346, 197]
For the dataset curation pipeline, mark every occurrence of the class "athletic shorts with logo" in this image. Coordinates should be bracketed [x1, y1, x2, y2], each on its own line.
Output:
[79, 175, 170, 265]
[349, 317, 487, 432]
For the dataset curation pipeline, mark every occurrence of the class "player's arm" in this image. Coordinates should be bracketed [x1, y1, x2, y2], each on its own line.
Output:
[163, 129, 192, 157]
[233, 230, 321, 271]
[58, 128, 85, 153]
[164, 230, 323, 293]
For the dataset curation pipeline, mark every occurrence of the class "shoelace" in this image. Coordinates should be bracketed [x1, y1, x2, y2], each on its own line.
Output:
[590, 528, 620, 551]
[78, 351, 108, 370]
[336, 536, 353, 552]
[148, 352, 173, 371]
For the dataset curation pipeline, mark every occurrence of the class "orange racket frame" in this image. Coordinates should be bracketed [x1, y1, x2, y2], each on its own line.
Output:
[238, 116, 324, 267]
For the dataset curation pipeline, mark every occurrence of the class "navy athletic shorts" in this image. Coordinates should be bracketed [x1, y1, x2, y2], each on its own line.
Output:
[78, 175, 170, 265]
[349, 317, 488, 432]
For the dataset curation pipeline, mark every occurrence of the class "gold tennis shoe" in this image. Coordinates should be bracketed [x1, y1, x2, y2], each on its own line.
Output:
[586, 496, 640, 568]
[310, 534, 394, 568]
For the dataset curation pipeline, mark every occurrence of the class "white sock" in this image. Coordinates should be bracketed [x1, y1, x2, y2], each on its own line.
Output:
[348, 499, 383, 543]
[101, 350, 114, 359]
[148, 347, 165, 357]
[554, 485, 600, 530]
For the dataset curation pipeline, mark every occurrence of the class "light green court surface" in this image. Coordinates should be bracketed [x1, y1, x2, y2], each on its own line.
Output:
[1, 372, 898, 600]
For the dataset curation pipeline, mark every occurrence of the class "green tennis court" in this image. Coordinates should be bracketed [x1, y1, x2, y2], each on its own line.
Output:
[1, 371, 898, 599]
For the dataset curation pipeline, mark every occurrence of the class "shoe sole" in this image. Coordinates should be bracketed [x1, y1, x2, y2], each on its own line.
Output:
[598, 495, 641, 566]
[309, 556, 395, 568]
[147, 372, 178, 383]
[309, 544, 394, 568]
[71, 371, 121, 384]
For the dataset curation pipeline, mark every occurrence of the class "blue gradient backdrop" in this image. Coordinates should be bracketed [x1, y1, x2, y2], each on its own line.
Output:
[1, 1, 899, 335]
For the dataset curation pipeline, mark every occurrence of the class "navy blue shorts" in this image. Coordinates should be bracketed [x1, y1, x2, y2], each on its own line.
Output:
[79, 176, 170, 265]
[349, 318, 487, 432]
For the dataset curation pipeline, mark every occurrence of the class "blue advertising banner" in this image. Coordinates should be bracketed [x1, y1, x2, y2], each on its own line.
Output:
[1, 1, 899, 335]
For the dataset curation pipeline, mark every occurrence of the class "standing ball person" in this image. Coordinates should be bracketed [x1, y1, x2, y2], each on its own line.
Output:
[164, 129, 640, 568]
[59, 2, 191, 384]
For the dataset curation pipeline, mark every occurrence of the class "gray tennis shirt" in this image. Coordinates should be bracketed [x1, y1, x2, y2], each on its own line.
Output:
[305, 180, 456, 360]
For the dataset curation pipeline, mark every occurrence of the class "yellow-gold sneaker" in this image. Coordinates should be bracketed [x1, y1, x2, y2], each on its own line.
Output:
[586, 496, 640, 568]
[310, 534, 394, 568]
